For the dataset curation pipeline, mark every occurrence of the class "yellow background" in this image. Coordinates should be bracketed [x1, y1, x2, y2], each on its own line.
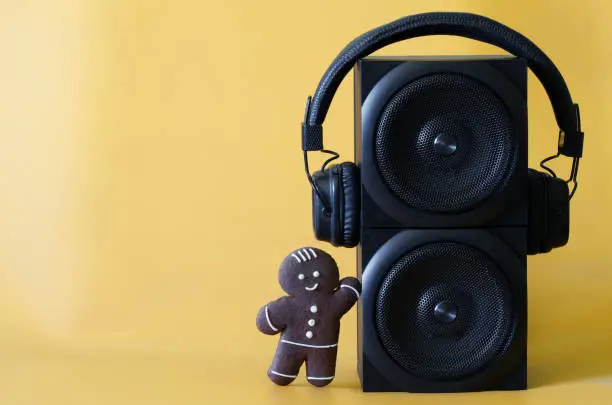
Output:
[1, 0, 611, 403]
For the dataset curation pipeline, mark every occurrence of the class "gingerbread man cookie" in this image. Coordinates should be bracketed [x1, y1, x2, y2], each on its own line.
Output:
[256, 247, 361, 387]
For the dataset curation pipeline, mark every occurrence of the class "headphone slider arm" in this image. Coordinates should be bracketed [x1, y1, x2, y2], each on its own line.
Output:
[558, 129, 584, 158]
[302, 122, 323, 151]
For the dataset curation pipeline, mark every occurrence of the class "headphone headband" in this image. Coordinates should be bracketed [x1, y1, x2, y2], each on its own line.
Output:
[301, 12, 584, 159]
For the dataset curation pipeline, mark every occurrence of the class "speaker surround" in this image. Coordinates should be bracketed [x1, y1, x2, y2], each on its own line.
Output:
[355, 55, 528, 393]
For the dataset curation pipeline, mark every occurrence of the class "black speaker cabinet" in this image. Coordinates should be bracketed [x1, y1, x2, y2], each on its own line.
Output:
[355, 55, 528, 393]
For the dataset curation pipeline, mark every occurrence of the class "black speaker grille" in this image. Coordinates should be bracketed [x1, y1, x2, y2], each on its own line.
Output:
[375, 73, 517, 213]
[375, 242, 513, 381]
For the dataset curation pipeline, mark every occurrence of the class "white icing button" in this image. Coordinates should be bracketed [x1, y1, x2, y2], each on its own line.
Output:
[298, 274, 304, 280]
[310, 305, 318, 313]
[305, 331, 313, 339]
[313, 271, 320, 278]
[308, 319, 316, 327]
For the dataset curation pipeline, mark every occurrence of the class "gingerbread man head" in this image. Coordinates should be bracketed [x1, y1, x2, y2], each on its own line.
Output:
[278, 247, 339, 297]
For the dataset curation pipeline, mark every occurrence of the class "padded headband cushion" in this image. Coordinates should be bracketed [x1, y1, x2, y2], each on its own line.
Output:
[303, 12, 582, 157]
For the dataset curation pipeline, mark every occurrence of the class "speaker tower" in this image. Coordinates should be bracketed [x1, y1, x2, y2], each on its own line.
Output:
[355, 55, 528, 393]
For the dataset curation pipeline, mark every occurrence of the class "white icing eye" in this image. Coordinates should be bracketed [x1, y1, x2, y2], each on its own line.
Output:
[313, 271, 320, 278]
[298, 274, 305, 280]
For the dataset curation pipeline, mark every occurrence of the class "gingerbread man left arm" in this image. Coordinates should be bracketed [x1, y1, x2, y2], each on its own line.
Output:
[256, 296, 291, 335]
[331, 276, 361, 316]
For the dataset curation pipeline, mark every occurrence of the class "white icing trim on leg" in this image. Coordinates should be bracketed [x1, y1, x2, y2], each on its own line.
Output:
[270, 370, 297, 379]
[340, 284, 360, 299]
[265, 306, 278, 332]
[280, 339, 337, 348]
[307, 376, 335, 380]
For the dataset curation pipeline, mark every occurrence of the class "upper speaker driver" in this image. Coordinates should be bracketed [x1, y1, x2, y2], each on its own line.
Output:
[375, 72, 518, 213]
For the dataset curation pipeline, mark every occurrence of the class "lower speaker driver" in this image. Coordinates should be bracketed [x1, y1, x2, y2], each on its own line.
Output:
[375, 242, 514, 381]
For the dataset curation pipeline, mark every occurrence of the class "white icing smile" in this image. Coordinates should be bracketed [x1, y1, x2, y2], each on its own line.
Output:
[305, 283, 319, 291]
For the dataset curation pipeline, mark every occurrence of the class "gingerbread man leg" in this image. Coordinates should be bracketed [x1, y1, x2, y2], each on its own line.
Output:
[267, 342, 306, 386]
[305, 347, 338, 387]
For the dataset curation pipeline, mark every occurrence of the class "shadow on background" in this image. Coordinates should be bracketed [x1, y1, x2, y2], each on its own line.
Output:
[447, 0, 610, 391]
[527, 259, 612, 388]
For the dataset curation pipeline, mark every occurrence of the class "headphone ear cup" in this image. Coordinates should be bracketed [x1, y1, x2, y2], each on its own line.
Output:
[311, 162, 361, 248]
[545, 175, 570, 250]
[311, 169, 334, 245]
[527, 169, 547, 255]
[338, 162, 361, 247]
[527, 169, 570, 254]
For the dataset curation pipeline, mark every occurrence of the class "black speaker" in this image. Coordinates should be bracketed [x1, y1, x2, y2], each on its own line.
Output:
[355, 55, 528, 393]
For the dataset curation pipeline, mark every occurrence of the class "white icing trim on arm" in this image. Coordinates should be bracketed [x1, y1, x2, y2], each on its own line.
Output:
[265, 306, 279, 332]
[340, 284, 360, 299]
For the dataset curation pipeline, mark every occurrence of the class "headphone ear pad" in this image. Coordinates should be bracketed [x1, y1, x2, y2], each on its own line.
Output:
[338, 162, 360, 247]
[311, 163, 361, 248]
[311, 169, 334, 245]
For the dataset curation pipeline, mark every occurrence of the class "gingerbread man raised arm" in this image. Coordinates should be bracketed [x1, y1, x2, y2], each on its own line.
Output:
[256, 247, 361, 387]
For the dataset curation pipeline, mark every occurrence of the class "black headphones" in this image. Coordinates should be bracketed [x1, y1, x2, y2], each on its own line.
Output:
[300, 12, 584, 254]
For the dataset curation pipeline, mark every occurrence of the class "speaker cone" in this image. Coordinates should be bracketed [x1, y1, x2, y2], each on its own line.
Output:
[374, 72, 517, 213]
[375, 242, 513, 381]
